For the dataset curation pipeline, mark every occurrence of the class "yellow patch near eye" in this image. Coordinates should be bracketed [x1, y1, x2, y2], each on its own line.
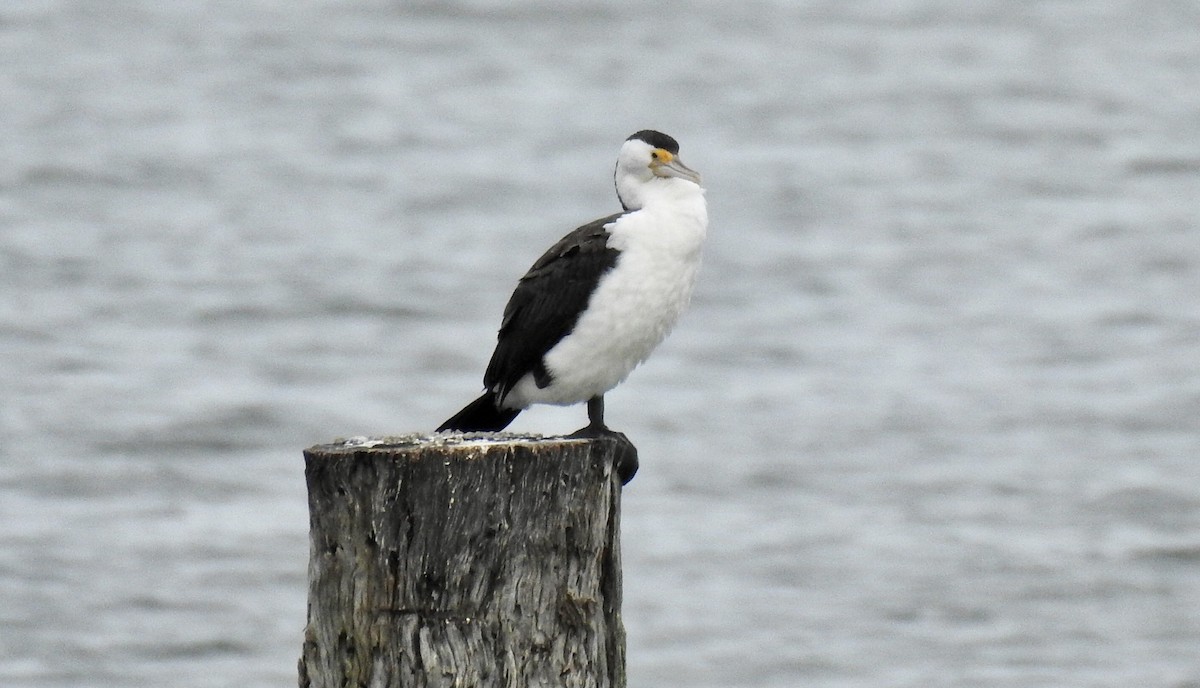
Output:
[652, 148, 673, 163]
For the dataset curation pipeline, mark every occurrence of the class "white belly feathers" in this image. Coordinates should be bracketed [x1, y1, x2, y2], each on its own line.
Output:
[506, 189, 707, 408]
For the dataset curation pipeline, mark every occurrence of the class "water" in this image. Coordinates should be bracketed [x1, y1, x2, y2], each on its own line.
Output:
[3, 1, 1199, 686]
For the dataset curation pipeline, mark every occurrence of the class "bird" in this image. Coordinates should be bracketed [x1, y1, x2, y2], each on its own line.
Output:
[437, 130, 707, 460]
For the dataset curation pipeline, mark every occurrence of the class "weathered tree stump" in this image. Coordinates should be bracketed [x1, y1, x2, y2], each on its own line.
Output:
[298, 434, 628, 688]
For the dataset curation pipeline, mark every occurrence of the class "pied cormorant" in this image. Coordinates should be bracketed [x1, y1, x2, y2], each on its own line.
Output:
[438, 130, 708, 471]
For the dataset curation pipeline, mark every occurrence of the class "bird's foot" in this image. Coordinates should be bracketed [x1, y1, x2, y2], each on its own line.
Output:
[567, 423, 639, 485]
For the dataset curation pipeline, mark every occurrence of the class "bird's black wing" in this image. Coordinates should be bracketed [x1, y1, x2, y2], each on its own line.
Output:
[483, 211, 626, 402]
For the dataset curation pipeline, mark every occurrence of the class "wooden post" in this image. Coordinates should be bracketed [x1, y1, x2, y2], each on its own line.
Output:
[298, 434, 628, 688]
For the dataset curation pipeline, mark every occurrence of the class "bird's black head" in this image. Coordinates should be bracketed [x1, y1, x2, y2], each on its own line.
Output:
[627, 130, 680, 155]
[614, 129, 700, 210]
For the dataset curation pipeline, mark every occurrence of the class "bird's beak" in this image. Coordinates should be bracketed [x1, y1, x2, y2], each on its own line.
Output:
[651, 151, 702, 185]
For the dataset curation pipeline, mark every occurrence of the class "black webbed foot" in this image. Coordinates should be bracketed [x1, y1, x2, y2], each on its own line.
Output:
[565, 395, 639, 483]
[567, 423, 639, 485]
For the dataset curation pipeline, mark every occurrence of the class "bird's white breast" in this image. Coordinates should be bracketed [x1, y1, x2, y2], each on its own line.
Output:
[510, 182, 707, 407]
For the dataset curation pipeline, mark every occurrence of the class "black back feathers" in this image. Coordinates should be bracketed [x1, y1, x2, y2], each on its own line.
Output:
[482, 212, 625, 404]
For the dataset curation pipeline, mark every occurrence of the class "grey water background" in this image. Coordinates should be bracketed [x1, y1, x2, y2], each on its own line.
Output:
[3, 0, 1199, 686]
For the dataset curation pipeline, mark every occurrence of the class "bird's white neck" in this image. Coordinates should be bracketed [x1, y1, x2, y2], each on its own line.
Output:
[606, 177, 708, 259]
[617, 175, 705, 213]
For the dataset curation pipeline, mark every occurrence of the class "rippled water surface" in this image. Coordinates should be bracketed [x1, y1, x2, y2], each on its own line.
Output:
[3, 1, 1199, 686]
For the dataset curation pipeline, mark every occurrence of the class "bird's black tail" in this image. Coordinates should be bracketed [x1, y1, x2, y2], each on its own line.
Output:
[437, 392, 521, 433]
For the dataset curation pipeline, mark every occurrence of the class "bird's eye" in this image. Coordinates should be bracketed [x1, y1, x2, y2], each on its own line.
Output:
[650, 150, 660, 160]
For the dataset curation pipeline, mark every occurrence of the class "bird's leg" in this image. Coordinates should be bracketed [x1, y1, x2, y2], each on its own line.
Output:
[569, 395, 609, 436]
[586, 395, 607, 432]
[569, 394, 639, 485]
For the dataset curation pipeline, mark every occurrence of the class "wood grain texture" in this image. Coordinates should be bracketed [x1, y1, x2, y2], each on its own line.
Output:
[298, 435, 626, 688]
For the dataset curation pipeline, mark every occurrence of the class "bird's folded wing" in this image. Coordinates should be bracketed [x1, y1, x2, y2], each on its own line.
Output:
[484, 212, 626, 400]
